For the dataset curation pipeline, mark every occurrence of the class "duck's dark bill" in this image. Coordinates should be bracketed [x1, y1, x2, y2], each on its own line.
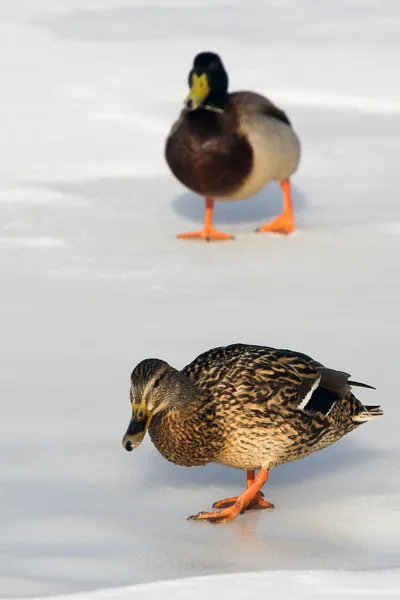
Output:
[125, 418, 147, 436]
[122, 419, 147, 451]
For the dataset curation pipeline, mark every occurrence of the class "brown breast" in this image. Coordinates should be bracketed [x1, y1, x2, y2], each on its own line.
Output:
[148, 401, 225, 467]
[165, 107, 253, 198]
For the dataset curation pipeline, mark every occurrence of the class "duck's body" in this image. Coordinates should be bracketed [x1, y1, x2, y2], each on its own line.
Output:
[166, 92, 300, 203]
[165, 53, 301, 240]
[122, 343, 382, 523]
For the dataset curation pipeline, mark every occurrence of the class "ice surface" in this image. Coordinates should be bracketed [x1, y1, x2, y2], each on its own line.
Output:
[5, 570, 400, 600]
[1, 0, 400, 598]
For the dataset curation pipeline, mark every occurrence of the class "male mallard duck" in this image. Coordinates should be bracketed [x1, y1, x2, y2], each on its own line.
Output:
[165, 52, 301, 241]
[122, 343, 382, 524]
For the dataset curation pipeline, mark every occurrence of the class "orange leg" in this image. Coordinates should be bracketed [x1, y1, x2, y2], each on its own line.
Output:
[212, 469, 274, 510]
[188, 469, 271, 524]
[257, 179, 295, 235]
[177, 197, 234, 241]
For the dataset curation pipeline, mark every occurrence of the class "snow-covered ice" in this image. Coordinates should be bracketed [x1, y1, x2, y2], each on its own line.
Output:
[7, 570, 400, 600]
[1, 0, 400, 598]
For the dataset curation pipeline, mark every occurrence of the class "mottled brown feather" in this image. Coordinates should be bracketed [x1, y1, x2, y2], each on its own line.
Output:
[144, 344, 382, 472]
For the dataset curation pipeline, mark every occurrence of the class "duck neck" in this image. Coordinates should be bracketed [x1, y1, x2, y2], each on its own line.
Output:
[164, 370, 202, 412]
[148, 372, 214, 467]
[204, 90, 228, 112]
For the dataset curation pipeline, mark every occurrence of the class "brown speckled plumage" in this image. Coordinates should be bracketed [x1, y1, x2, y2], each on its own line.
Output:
[122, 343, 382, 522]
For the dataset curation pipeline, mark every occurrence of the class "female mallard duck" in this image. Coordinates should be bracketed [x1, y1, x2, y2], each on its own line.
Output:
[122, 343, 382, 524]
[165, 52, 301, 241]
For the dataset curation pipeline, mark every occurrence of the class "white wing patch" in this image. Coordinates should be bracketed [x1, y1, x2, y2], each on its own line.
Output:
[298, 375, 322, 410]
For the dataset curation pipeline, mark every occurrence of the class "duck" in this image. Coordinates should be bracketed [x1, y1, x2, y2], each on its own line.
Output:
[165, 52, 301, 241]
[122, 343, 382, 524]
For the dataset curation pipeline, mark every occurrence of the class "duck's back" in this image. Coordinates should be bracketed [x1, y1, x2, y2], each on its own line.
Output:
[181, 343, 379, 471]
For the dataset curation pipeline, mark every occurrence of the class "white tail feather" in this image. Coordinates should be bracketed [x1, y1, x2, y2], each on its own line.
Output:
[353, 407, 383, 423]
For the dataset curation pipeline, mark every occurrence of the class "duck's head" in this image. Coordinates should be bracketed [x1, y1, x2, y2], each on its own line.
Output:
[185, 52, 228, 111]
[122, 358, 193, 452]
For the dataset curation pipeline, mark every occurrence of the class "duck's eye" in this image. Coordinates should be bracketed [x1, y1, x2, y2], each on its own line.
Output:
[153, 378, 161, 389]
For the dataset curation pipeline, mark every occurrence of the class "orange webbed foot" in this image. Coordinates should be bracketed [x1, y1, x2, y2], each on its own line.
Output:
[187, 505, 242, 524]
[257, 178, 295, 235]
[177, 227, 234, 242]
[256, 213, 295, 235]
[188, 469, 270, 524]
[212, 491, 274, 511]
[177, 197, 234, 241]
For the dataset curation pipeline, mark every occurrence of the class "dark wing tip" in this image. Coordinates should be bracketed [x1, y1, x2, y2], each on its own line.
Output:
[348, 379, 376, 391]
[264, 105, 291, 126]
